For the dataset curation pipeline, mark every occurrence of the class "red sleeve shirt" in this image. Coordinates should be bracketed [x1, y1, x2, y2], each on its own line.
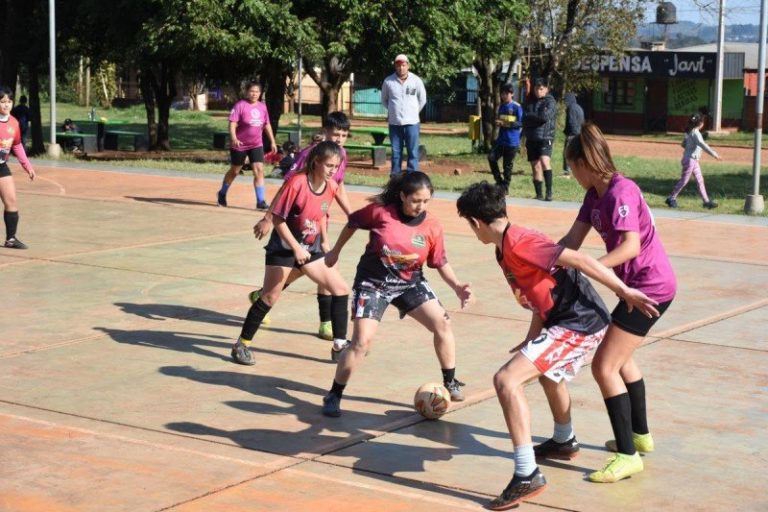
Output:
[349, 203, 448, 285]
[497, 223, 609, 333]
[265, 174, 338, 253]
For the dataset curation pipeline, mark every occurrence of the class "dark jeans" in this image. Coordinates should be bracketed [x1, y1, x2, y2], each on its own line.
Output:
[488, 144, 518, 189]
[389, 123, 420, 176]
[563, 135, 576, 173]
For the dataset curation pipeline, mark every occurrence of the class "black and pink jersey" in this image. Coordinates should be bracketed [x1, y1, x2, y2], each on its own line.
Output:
[265, 173, 338, 254]
[348, 203, 448, 286]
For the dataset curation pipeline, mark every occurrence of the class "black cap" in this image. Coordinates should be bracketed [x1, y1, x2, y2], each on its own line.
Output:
[500, 83, 514, 94]
[532, 77, 548, 87]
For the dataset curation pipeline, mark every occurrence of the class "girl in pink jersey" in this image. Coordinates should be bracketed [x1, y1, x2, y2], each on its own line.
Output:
[230, 141, 350, 366]
[320, 172, 473, 418]
[0, 86, 35, 249]
[560, 122, 676, 483]
[216, 82, 277, 210]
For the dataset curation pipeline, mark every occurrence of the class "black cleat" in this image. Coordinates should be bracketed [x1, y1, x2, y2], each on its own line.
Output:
[217, 190, 228, 207]
[322, 393, 341, 417]
[4, 238, 27, 249]
[487, 468, 548, 510]
[533, 436, 580, 460]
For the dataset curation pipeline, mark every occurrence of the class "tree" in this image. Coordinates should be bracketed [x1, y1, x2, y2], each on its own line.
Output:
[455, 0, 528, 150]
[522, 0, 648, 93]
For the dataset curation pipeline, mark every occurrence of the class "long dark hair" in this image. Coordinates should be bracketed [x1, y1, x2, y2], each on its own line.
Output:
[370, 171, 433, 207]
[301, 140, 341, 175]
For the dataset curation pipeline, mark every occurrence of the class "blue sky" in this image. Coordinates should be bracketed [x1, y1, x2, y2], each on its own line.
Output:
[644, 0, 763, 25]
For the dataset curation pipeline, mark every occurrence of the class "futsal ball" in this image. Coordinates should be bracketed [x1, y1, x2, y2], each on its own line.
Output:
[413, 382, 451, 420]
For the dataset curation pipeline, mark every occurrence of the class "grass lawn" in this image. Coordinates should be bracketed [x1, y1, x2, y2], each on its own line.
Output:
[34, 103, 768, 216]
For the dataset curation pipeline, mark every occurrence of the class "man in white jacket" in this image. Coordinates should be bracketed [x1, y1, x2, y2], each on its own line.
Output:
[381, 54, 427, 177]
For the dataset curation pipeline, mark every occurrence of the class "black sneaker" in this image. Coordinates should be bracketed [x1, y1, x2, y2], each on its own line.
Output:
[544, 192, 553, 202]
[533, 436, 580, 460]
[703, 200, 718, 209]
[217, 190, 227, 207]
[487, 468, 548, 511]
[4, 238, 27, 249]
[665, 197, 678, 208]
[330, 340, 350, 362]
[231, 340, 255, 365]
[256, 200, 269, 210]
[322, 392, 341, 417]
[445, 378, 465, 402]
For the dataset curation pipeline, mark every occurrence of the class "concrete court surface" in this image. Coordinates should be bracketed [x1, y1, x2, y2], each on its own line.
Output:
[1, 161, 766, 512]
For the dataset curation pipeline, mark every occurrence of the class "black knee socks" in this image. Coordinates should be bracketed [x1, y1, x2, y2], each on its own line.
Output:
[330, 379, 346, 398]
[533, 179, 543, 199]
[4, 211, 19, 240]
[605, 393, 635, 455]
[543, 170, 553, 199]
[240, 297, 272, 340]
[626, 378, 650, 435]
[317, 293, 332, 323]
[330, 295, 349, 340]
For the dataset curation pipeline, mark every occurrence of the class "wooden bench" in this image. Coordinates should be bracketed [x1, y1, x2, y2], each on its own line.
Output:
[345, 143, 387, 166]
[104, 130, 148, 151]
[213, 128, 300, 150]
[56, 132, 98, 154]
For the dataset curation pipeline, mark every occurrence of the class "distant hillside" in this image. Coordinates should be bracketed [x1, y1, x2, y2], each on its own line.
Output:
[636, 21, 760, 48]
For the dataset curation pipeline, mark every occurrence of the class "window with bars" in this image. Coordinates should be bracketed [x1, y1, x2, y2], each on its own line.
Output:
[602, 78, 635, 106]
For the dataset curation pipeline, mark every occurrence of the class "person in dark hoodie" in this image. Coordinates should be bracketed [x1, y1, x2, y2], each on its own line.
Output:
[522, 77, 557, 201]
[562, 93, 584, 177]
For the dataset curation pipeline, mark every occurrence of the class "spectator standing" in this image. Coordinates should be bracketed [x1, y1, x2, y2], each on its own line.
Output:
[381, 54, 427, 177]
[522, 78, 557, 201]
[10, 95, 29, 148]
[488, 83, 523, 193]
[216, 82, 277, 210]
[562, 93, 584, 177]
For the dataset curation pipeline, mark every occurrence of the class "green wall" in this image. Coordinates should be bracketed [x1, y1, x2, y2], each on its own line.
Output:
[592, 78, 645, 113]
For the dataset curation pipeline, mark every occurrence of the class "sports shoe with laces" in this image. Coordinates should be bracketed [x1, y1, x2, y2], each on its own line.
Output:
[256, 200, 269, 210]
[318, 320, 333, 341]
[231, 339, 255, 366]
[445, 379, 465, 402]
[588, 451, 643, 483]
[605, 432, 654, 453]
[703, 200, 718, 209]
[217, 190, 227, 207]
[534, 436, 580, 460]
[487, 468, 548, 510]
[4, 237, 27, 249]
[331, 340, 350, 362]
[322, 392, 341, 417]
[665, 197, 678, 208]
[247, 289, 271, 325]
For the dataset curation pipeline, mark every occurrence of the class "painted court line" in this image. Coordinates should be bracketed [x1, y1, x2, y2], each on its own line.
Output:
[0, 411, 267, 468]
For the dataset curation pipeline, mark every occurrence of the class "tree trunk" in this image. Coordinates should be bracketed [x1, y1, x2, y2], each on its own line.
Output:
[474, 56, 496, 152]
[27, 66, 45, 156]
[139, 66, 158, 149]
[262, 57, 291, 152]
[304, 57, 347, 123]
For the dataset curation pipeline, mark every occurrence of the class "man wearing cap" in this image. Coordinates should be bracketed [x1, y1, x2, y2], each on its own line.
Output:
[522, 77, 557, 201]
[381, 54, 427, 176]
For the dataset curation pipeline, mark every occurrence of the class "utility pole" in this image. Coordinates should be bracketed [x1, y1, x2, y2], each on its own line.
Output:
[745, 0, 767, 214]
[712, 0, 726, 132]
[47, 0, 60, 158]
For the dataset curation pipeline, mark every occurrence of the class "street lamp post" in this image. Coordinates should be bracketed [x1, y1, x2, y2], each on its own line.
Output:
[745, 0, 767, 214]
[712, 0, 725, 132]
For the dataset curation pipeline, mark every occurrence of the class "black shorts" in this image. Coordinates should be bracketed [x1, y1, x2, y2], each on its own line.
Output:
[265, 248, 325, 269]
[526, 139, 553, 161]
[0, 163, 11, 178]
[230, 147, 265, 166]
[611, 299, 673, 337]
[351, 280, 439, 321]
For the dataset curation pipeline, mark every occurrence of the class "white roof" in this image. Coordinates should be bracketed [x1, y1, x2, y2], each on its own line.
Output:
[675, 42, 759, 68]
